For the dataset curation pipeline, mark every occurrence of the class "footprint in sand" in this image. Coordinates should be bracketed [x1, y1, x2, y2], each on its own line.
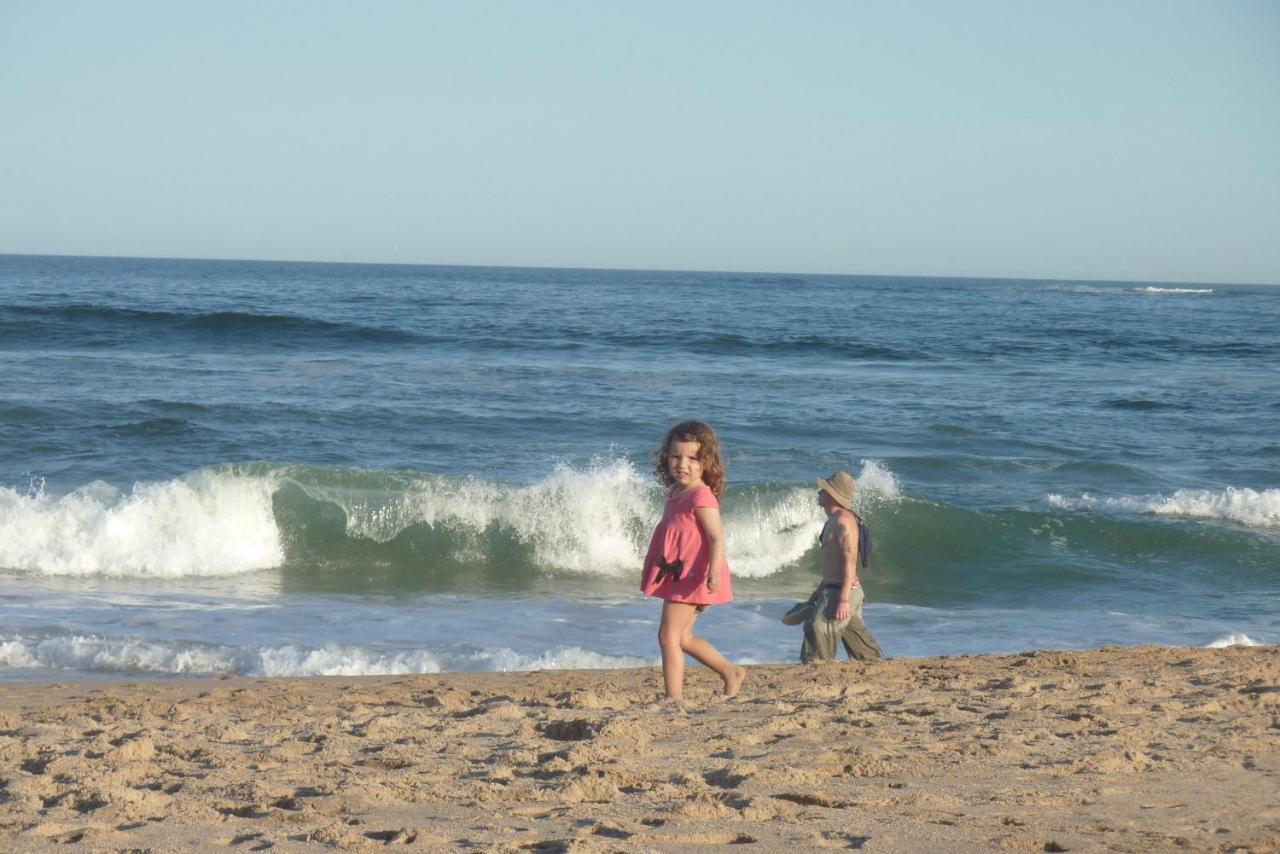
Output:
[538, 718, 599, 742]
[813, 830, 871, 849]
[702, 762, 756, 789]
[363, 827, 418, 844]
[589, 821, 635, 840]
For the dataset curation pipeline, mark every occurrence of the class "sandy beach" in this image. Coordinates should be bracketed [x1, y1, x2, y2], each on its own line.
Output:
[1, 645, 1276, 852]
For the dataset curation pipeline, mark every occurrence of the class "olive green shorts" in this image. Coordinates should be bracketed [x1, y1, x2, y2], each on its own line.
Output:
[800, 586, 884, 663]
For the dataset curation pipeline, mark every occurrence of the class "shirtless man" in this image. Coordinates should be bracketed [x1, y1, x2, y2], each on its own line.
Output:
[800, 471, 884, 663]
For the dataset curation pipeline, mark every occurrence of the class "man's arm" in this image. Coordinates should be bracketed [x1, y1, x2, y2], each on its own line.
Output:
[832, 515, 859, 621]
[808, 522, 828, 602]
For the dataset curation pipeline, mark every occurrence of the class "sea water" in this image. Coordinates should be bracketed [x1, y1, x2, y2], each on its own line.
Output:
[1, 255, 1276, 680]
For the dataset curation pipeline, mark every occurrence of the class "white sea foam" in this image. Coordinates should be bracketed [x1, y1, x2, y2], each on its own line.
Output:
[1143, 286, 1214, 295]
[0, 471, 284, 577]
[855, 459, 904, 503]
[1206, 633, 1262, 648]
[500, 459, 655, 574]
[0, 634, 649, 677]
[477, 646, 653, 672]
[1048, 486, 1280, 529]
[729, 488, 823, 578]
[333, 457, 657, 575]
[255, 645, 446, 677]
[0, 634, 253, 675]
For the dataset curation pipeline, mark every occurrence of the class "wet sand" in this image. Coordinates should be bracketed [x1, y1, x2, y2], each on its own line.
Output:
[1, 645, 1276, 852]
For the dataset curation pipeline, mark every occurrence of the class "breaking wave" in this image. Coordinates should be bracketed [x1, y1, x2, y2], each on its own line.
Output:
[0, 472, 284, 577]
[1047, 486, 1280, 529]
[1143, 287, 1214, 295]
[0, 459, 901, 582]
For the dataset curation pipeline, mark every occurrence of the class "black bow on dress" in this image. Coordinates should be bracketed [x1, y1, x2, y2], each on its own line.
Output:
[656, 556, 684, 582]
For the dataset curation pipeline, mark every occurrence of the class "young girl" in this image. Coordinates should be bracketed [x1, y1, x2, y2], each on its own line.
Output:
[640, 420, 746, 701]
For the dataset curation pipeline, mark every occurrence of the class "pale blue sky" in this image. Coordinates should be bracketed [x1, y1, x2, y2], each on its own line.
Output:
[2, 1, 1277, 283]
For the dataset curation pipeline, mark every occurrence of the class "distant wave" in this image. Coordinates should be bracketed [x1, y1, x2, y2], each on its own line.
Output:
[592, 330, 911, 360]
[1047, 486, 1280, 529]
[1041, 283, 1135, 296]
[1143, 287, 1214, 295]
[1102, 398, 1188, 411]
[99, 417, 204, 438]
[0, 634, 651, 677]
[0, 303, 424, 347]
[692, 333, 911, 360]
[2, 303, 924, 360]
[1040, 284, 1216, 297]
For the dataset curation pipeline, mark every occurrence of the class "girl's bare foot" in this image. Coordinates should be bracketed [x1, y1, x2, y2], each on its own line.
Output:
[723, 666, 746, 697]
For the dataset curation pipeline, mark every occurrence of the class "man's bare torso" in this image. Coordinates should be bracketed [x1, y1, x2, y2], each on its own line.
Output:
[820, 507, 859, 585]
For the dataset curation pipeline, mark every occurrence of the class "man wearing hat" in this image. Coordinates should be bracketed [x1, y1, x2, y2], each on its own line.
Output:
[785, 471, 884, 663]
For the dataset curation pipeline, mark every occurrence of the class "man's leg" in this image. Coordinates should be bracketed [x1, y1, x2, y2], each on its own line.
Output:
[840, 587, 884, 661]
[801, 588, 850, 663]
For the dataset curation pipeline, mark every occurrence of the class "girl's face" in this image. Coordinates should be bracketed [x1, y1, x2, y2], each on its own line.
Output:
[667, 439, 705, 490]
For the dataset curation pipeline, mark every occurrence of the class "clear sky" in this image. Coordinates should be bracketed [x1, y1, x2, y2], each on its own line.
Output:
[2, 1, 1277, 283]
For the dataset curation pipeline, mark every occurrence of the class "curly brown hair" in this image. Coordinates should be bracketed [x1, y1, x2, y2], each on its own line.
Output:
[653, 420, 726, 497]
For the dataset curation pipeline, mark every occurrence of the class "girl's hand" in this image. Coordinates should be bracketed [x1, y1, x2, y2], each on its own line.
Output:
[706, 571, 720, 593]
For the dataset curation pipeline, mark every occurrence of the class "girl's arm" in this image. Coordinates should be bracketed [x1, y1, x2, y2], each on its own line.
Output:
[693, 505, 726, 592]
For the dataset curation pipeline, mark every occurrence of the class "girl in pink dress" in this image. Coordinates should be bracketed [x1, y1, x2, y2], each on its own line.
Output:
[641, 420, 746, 701]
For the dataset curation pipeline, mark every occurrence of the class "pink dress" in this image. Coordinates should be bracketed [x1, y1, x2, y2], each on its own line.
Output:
[640, 484, 733, 606]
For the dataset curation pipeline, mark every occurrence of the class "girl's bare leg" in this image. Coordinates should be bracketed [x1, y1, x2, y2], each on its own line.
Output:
[681, 620, 746, 697]
[659, 602, 746, 699]
[658, 602, 696, 699]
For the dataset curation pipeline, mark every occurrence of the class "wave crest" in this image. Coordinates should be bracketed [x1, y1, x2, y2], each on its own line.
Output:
[1047, 486, 1280, 529]
[317, 457, 657, 575]
[0, 473, 284, 576]
[1143, 286, 1214, 295]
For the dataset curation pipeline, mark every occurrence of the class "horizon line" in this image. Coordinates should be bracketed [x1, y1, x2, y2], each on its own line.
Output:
[1, 251, 1275, 289]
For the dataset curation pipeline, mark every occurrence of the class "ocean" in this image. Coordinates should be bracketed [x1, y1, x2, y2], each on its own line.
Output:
[1, 254, 1276, 680]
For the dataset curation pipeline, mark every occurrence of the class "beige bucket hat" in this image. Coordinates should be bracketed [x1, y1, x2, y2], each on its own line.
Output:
[816, 471, 856, 510]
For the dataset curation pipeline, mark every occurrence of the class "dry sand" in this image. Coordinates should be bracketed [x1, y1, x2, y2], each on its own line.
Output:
[1, 645, 1277, 852]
